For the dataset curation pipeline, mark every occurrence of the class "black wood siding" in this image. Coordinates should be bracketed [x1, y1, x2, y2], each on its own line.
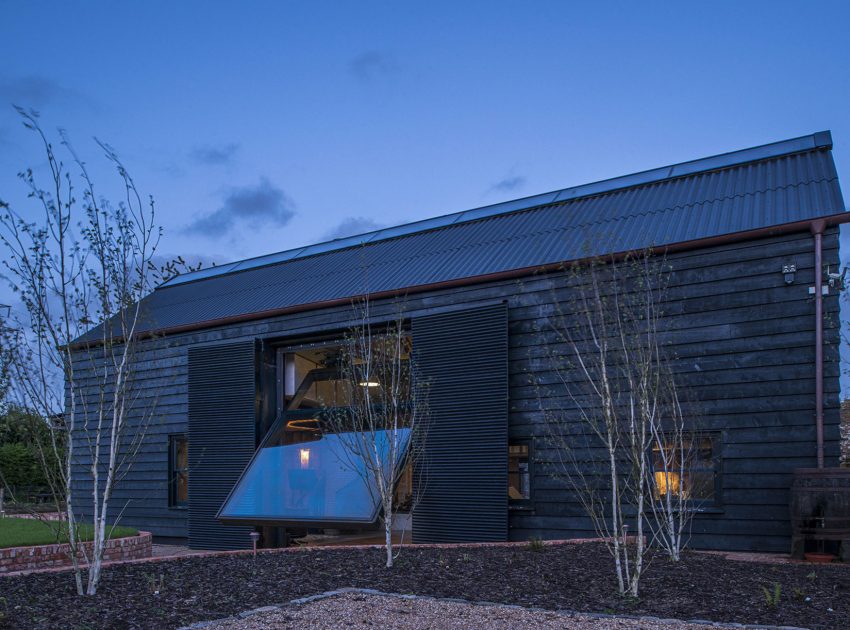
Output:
[70, 229, 842, 553]
[187, 341, 256, 550]
[509, 229, 841, 551]
[69, 338, 191, 539]
[412, 304, 509, 543]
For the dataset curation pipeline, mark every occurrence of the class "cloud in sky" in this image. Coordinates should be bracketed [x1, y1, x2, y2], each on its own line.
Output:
[487, 174, 527, 195]
[0, 75, 90, 110]
[349, 50, 399, 83]
[323, 216, 384, 241]
[190, 142, 240, 166]
[187, 177, 295, 237]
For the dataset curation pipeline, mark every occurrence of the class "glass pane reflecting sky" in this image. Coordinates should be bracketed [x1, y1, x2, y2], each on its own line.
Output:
[220, 427, 410, 522]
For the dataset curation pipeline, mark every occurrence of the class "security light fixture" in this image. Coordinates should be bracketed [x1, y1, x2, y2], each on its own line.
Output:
[782, 263, 796, 285]
[358, 380, 381, 388]
[827, 265, 847, 291]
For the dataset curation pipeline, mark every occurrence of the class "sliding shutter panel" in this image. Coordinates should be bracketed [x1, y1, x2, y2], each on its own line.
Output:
[412, 303, 509, 543]
[188, 341, 256, 549]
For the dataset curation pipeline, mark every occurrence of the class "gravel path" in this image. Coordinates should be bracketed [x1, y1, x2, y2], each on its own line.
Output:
[206, 592, 721, 629]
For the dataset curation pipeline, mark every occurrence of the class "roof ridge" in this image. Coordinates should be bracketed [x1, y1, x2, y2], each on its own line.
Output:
[160, 131, 833, 289]
[150, 175, 841, 311]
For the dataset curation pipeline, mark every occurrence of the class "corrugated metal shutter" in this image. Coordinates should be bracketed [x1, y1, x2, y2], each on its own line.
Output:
[412, 303, 509, 543]
[188, 341, 256, 550]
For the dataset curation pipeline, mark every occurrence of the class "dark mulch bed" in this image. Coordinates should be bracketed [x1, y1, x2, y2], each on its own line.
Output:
[1, 543, 848, 629]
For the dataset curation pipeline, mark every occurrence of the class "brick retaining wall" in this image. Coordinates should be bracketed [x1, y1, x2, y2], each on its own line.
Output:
[0, 531, 151, 574]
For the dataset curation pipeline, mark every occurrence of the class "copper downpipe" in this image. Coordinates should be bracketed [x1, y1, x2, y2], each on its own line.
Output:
[811, 219, 825, 469]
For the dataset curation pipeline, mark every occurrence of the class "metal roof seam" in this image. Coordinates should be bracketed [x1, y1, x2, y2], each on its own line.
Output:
[146, 200, 820, 311]
[73, 141, 845, 341]
[153, 170, 839, 300]
[160, 136, 833, 289]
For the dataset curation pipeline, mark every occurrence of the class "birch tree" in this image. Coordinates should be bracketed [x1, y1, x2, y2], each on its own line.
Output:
[323, 300, 427, 568]
[0, 108, 167, 595]
[536, 251, 698, 597]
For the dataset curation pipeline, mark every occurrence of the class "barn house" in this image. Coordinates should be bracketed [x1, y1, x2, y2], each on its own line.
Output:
[72, 131, 847, 552]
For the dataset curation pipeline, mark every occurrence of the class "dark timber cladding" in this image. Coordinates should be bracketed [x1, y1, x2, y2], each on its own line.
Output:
[187, 341, 256, 549]
[412, 304, 509, 543]
[67, 131, 848, 553]
[508, 229, 842, 551]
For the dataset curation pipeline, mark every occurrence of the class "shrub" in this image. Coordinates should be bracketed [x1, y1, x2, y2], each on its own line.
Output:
[0, 442, 45, 489]
[0, 407, 63, 497]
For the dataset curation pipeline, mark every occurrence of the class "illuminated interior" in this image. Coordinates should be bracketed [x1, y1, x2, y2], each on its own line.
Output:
[218, 339, 414, 525]
[651, 436, 717, 502]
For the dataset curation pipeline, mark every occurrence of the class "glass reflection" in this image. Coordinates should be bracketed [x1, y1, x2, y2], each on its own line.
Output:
[219, 424, 410, 522]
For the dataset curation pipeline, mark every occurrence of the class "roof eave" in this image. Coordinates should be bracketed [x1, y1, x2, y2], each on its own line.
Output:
[71, 211, 850, 349]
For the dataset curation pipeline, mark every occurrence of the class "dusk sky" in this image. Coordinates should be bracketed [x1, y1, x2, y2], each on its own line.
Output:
[1, 0, 849, 270]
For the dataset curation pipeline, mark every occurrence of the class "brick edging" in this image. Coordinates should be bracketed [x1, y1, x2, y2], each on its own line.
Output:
[0, 537, 594, 577]
[177, 587, 809, 630]
[6, 535, 847, 579]
[0, 531, 152, 575]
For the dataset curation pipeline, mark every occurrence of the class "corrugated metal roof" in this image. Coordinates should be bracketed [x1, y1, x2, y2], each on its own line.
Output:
[86, 132, 848, 339]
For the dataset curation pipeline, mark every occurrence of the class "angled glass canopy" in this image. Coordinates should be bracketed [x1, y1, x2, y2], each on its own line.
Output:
[218, 338, 414, 526]
[218, 416, 410, 524]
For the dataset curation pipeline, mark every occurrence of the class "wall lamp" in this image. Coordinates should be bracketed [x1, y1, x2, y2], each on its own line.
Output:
[782, 263, 796, 285]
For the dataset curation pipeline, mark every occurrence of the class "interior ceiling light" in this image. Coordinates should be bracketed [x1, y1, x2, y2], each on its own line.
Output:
[286, 418, 322, 431]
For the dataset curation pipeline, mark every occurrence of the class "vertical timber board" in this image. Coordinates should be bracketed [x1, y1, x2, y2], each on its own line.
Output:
[412, 303, 509, 542]
[188, 341, 256, 549]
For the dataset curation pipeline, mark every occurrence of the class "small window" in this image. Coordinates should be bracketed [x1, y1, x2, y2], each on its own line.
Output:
[652, 434, 720, 506]
[508, 441, 532, 502]
[169, 435, 188, 508]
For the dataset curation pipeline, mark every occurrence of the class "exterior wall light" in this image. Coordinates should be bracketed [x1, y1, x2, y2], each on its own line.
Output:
[299, 448, 311, 469]
[782, 263, 796, 285]
[358, 381, 381, 387]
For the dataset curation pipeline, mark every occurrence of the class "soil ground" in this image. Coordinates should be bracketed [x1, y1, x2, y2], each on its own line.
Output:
[1, 542, 847, 629]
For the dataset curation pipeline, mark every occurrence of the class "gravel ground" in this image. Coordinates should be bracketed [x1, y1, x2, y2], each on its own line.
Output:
[208, 592, 719, 630]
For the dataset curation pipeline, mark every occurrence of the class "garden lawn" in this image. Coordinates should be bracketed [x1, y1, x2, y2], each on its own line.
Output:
[0, 517, 137, 548]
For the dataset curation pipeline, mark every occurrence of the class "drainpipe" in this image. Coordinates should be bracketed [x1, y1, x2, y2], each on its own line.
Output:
[811, 220, 825, 469]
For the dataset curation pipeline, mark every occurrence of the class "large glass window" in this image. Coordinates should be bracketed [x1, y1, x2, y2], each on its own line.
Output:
[219, 423, 410, 522]
[169, 435, 188, 508]
[219, 338, 413, 524]
[652, 434, 720, 505]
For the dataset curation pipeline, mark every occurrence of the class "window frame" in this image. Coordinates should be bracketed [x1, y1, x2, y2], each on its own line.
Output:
[508, 438, 534, 510]
[168, 434, 189, 509]
[650, 431, 723, 512]
[216, 409, 413, 525]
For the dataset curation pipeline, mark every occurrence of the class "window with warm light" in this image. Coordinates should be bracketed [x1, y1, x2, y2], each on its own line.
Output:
[652, 434, 720, 506]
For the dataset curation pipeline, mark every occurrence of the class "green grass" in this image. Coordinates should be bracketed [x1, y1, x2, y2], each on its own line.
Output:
[0, 517, 138, 549]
